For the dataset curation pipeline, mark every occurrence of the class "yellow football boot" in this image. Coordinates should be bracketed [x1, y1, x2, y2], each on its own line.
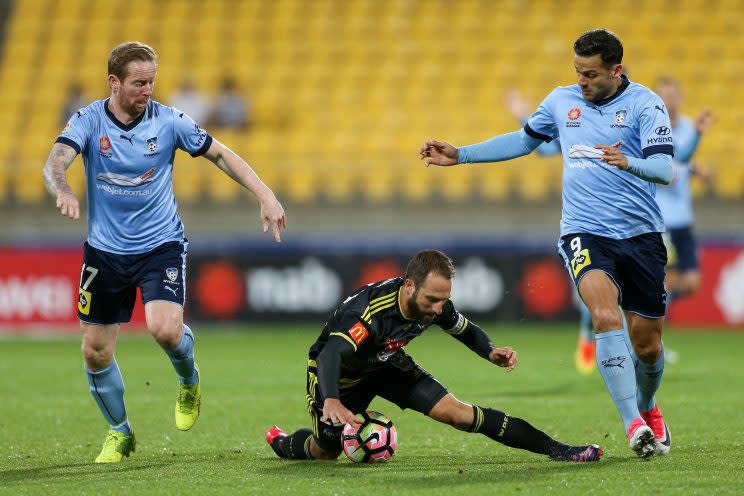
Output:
[95, 430, 136, 463]
[175, 368, 201, 431]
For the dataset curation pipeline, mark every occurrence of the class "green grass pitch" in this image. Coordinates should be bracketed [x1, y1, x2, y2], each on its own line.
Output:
[1, 325, 742, 495]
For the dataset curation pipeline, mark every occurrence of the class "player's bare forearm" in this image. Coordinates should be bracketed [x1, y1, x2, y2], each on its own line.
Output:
[43, 143, 81, 220]
[42, 143, 77, 196]
[205, 140, 272, 198]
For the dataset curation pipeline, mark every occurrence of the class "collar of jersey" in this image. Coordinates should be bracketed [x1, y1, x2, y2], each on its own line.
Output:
[397, 287, 414, 321]
[587, 75, 630, 108]
[104, 98, 146, 131]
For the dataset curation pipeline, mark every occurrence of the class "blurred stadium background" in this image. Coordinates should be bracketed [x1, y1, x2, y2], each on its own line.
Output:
[0, 0, 743, 332]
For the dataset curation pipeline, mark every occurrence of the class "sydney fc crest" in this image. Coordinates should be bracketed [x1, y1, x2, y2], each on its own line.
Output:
[146, 137, 158, 153]
[165, 268, 178, 282]
[614, 110, 628, 125]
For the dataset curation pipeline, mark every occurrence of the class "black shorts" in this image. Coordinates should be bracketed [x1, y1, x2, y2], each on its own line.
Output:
[305, 352, 448, 452]
[77, 240, 188, 325]
[665, 226, 699, 271]
[558, 232, 667, 318]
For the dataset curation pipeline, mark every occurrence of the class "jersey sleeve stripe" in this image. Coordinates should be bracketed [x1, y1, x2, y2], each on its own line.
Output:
[367, 301, 397, 319]
[523, 123, 552, 143]
[446, 318, 469, 335]
[55, 136, 81, 154]
[329, 331, 358, 351]
[361, 291, 397, 321]
[367, 290, 398, 308]
[642, 144, 674, 158]
[368, 293, 397, 310]
[190, 134, 213, 157]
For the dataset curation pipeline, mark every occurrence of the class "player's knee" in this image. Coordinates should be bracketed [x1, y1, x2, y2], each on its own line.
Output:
[635, 341, 662, 363]
[81, 340, 113, 370]
[149, 319, 182, 349]
[591, 308, 623, 332]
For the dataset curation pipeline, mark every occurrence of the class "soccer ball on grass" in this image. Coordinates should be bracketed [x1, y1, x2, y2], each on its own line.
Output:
[342, 410, 397, 463]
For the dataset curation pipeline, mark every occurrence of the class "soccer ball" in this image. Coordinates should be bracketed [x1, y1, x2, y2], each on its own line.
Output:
[342, 411, 397, 463]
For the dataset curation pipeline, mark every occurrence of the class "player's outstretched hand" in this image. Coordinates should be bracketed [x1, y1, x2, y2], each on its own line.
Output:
[489, 347, 518, 372]
[321, 398, 362, 428]
[596, 144, 628, 170]
[695, 108, 715, 134]
[56, 191, 80, 220]
[259, 192, 286, 243]
[420, 138, 459, 167]
[504, 88, 532, 121]
[692, 164, 712, 182]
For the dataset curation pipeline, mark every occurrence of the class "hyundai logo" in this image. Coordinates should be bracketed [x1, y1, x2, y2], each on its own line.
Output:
[655, 126, 670, 136]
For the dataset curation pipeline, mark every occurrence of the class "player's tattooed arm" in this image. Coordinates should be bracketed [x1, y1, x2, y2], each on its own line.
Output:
[43, 143, 80, 220]
[43, 143, 77, 195]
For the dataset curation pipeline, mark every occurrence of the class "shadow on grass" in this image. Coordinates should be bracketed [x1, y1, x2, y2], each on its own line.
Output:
[0, 449, 249, 486]
[0, 459, 175, 485]
[257, 452, 635, 487]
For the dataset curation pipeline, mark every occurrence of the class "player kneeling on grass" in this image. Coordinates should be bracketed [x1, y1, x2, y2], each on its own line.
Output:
[266, 250, 602, 462]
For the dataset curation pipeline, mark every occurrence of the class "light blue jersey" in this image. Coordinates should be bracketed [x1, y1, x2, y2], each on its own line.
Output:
[654, 116, 698, 229]
[525, 76, 674, 239]
[57, 99, 212, 254]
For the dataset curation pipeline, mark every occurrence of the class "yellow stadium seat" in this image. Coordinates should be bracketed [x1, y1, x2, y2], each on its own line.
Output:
[359, 162, 395, 203]
[438, 166, 475, 202]
[478, 168, 512, 202]
[285, 161, 319, 204]
[514, 157, 555, 202]
[323, 164, 358, 203]
[0, 165, 8, 201]
[173, 160, 205, 204]
[12, 161, 46, 204]
[712, 165, 744, 200]
[401, 168, 434, 203]
[0, 0, 739, 206]
[207, 166, 242, 203]
[4, 41, 37, 62]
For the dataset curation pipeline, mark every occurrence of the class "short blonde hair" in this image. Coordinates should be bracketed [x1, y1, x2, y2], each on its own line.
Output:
[108, 41, 157, 80]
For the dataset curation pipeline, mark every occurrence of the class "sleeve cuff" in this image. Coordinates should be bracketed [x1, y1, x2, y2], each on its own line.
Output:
[55, 137, 81, 155]
[642, 144, 674, 158]
[190, 134, 213, 157]
[523, 123, 553, 143]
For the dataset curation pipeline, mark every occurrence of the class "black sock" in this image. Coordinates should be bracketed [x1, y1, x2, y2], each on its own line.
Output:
[277, 428, 314, 460]
[470, 406, 566, 456]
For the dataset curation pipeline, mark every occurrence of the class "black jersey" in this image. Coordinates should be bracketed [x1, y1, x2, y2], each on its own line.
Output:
[309, 277, 494, 399]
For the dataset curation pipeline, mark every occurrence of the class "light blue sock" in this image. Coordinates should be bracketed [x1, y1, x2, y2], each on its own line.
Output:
[635, 345, 664, 413]
[163, 324, 198, 385]
[579, 304, 594, 341]
[595, 330, 641, 432]
[620, 312, 638, 365]
[86, 359, 131, 435]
